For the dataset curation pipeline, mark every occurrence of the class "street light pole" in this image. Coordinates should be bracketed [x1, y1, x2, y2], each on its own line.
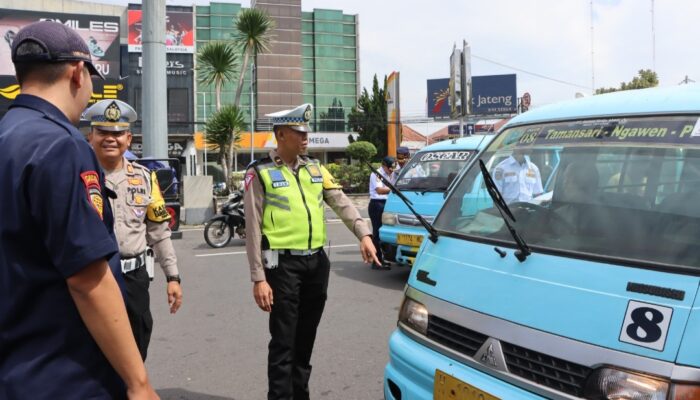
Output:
[249, 61, 255, 163]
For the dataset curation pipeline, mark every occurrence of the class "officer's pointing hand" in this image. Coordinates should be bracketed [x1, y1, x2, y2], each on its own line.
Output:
[254, 280, 274, 312]
[360, 235, 381, 266]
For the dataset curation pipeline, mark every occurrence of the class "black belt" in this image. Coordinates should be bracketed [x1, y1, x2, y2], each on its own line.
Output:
[370, 199, 387, 202]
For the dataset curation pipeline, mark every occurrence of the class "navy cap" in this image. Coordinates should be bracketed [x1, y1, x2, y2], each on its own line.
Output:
[397, 146, 410, 155]
[382, 156, 396, 168]
[11, 21, 104, 79]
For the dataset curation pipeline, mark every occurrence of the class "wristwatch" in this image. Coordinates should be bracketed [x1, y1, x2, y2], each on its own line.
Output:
[166, 275, 181, 284]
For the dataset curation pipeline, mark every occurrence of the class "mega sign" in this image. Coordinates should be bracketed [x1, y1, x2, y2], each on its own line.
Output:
[0, 9, 120, 79]
[471, 74, 517, 115]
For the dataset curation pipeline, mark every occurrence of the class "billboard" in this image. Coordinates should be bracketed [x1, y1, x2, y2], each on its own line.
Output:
[127, 10, 194, 53]
[386, 71, 401, 157]
[471, 74, 517, 115]
[427, 78, 450, 118]
[449, 46, 462, 119]
[0, 9, 120, 78]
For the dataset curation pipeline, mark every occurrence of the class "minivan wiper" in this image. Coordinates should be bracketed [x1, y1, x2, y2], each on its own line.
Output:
[478, 160, 531, 262]
[366, 162, 439, 243]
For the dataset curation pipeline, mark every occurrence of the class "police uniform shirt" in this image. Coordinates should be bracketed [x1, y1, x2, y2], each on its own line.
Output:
[243, 150, 372, 282]
[493, 155, 544, 204]
[369, 167, 393, 200]
[105, 157, 178, 276]
[0, 94, 125, 398]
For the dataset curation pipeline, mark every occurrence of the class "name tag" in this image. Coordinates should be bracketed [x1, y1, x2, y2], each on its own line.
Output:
[268, 169, 289, 188]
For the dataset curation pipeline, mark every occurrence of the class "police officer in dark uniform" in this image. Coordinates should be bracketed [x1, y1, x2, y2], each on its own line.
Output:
[244, 103, 380, 400]
[0, 21, 157, 399]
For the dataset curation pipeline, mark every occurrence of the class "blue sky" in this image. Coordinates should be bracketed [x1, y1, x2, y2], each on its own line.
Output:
[91, 0, 700, 117]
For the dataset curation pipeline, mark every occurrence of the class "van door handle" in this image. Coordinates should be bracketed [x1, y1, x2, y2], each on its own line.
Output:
[417, 270, 437, 286]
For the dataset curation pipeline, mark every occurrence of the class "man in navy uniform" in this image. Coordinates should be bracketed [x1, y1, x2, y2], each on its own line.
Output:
[245, 103, 380, 400]
[0, 21, 157, 399]
[85, 99, 183, 361]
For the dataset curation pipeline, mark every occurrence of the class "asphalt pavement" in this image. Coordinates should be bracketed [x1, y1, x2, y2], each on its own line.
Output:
[146, 218, 409, 399]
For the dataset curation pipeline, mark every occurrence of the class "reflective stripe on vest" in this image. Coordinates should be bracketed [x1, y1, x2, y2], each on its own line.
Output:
[258, 160, 326, 250]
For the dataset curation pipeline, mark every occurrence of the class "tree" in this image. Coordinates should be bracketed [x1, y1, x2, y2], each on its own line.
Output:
[232, 8, 275, 107]
[348, 75, 388, 158]
[346, 141, 377, 164]
[596, 69, 659, 94]
[319, 98, 346, 132]
[196, 41, 239, 111]
[205, 105, 246, 186]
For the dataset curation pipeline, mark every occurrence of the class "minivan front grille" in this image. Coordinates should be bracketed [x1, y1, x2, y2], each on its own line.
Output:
[397, 214, 435, 226]
[426, 316, 591, 397]
[427, 315, 488, 358]
[501, 342, 591, 397]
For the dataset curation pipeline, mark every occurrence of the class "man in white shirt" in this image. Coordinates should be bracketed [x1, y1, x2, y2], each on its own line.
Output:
[493, 148, 544, 204]
[368, 156, 395, 270]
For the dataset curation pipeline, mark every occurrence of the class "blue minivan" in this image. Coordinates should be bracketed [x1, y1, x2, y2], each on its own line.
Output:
[379, 135, 495, 267]
[384, 84, 700, 400]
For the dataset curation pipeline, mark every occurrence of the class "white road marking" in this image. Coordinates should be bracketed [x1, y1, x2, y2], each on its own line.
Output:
[195, 243, 358, 257]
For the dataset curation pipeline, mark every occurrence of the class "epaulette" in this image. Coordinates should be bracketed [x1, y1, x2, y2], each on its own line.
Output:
[246, 157, 272, 170]
[131, 161, 151, 172]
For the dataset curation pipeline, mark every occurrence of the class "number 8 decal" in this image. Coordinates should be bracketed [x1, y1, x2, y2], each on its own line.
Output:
[619, 300, 673, 351]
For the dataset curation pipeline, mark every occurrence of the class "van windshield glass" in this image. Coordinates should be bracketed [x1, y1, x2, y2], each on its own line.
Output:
[396, 150, 473, 192]
[435, 115, 700, 270]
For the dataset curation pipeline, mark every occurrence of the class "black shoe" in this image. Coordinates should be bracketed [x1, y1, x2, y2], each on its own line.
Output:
[371, 263, 391, 270]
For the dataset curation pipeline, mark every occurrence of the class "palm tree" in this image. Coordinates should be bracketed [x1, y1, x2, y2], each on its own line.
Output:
[196, 41, 239, 111]
[232, 8, 275, 106]
[205, 105, 246, 186]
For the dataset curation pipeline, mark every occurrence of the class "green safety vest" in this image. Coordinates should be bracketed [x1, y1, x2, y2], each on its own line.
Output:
[256, 158, 326, 250]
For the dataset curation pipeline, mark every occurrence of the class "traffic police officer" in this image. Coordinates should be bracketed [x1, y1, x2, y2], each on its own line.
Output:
[244, 103, 380, 400]
[493, 147, 544, 204]
[0, 21, 157, 398]
[85, 99, 183, 361]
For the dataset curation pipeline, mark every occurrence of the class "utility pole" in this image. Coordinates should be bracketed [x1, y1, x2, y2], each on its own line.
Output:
[142, 0, 168, 158]
[679, 76, 695, 85]
[590, 0, 596, 94]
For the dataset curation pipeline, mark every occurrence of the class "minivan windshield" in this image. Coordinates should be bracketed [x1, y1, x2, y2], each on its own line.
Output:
[435, 116, 700, 270]
[396, 150, 473, 192]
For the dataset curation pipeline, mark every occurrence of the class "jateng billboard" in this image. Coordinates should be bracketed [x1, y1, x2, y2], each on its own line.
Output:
[471, 74, 517, 115]
[427, 78, 450, 118]
[0, 9, 125, 114]
[127, 9, 194, 54]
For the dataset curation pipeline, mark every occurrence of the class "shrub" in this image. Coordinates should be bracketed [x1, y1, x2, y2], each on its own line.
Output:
[346, 141, 377, 164]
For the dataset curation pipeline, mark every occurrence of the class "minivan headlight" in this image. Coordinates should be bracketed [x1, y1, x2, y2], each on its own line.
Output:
[584, 368, 669, 399]
[398, 296, 428, 335]
[382, 212, 397, 226]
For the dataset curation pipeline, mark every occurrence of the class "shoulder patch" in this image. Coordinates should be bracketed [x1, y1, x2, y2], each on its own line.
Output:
[320, 165, 342, 190]
[80, 171, 104, 220]
[245, 170, 256, 190]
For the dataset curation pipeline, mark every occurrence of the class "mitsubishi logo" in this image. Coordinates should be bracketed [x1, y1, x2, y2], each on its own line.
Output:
[474, 338, 508, 373]
[480, 344, 497, 367]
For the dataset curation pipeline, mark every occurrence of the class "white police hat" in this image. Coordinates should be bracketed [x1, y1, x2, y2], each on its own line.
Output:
[83, 99, 137, 132]
[266, 103, 313, 133]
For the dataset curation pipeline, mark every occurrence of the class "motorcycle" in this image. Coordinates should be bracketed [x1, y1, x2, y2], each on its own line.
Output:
[204, 191, 246, 248]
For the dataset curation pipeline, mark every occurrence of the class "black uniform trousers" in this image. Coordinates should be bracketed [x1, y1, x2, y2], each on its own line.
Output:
[265, 250, 330, 400]
[368, 199, 386, 263]
[123, 266, 153, 361]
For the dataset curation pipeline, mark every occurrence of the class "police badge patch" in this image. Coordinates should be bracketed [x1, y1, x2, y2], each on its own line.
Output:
[80, 171, 104, 220]
[306, 165, 324, 183]
[268, 169, 289, 188]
